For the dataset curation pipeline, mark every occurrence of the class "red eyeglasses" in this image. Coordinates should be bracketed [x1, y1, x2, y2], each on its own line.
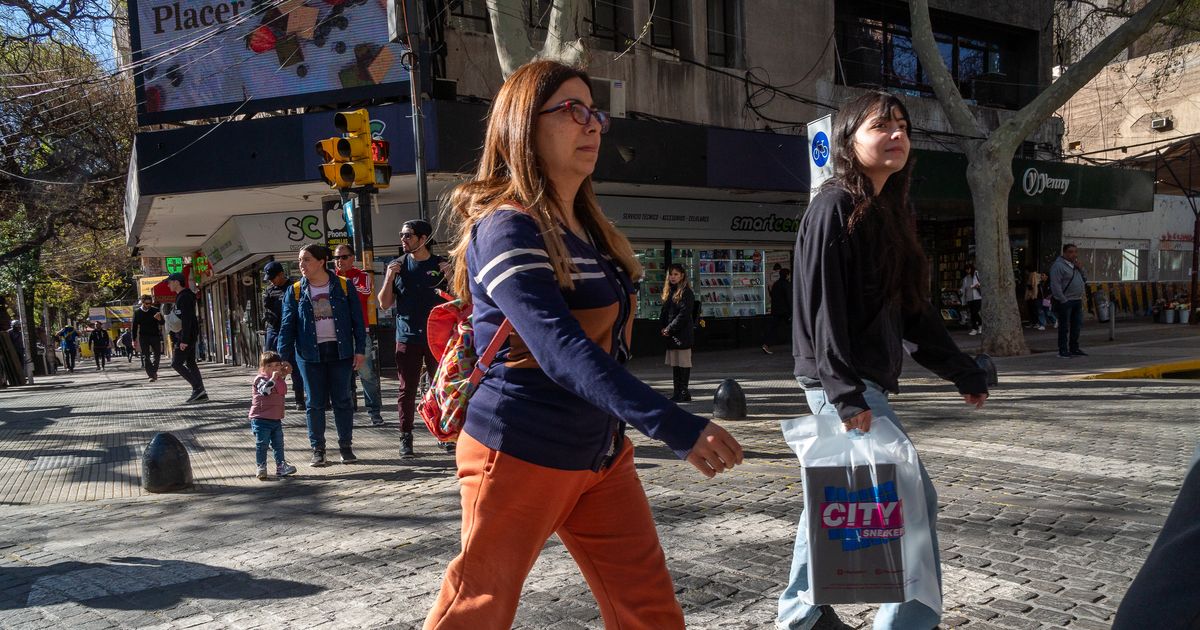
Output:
[539, 99, 611, 134]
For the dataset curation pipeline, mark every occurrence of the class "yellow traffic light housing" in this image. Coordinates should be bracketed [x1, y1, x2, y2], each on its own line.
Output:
[315, 108, 377, 189]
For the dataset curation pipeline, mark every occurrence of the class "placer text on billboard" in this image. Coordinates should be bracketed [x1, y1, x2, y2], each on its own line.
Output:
[129, 0, 410, 124]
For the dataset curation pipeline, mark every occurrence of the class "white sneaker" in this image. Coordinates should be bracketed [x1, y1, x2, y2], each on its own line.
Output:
[276, 462, 297, 477]
[1036, 325, 1045, 331]
[256, 465, 269, 480]
[968, 329, 979, 336]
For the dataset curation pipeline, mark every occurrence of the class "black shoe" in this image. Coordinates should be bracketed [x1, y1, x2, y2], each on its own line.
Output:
[679, 390, 692, 402]
[339, 446, 357, 463]
[310, 449, 327, 467]
[1058, 352, 1073, 359]
[295, 400, 306, 410]
[400, 432, 415, 458]
[669, 392, 683, 402]
[439, 441, 456, 454]
[191, 392, 209, 403]
[761, 344, 773, 354]
[185, 390, 207, 403]
[1070, 349, 1089, 356]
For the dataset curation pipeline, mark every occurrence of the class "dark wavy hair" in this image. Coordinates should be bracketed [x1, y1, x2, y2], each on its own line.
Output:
[823, 91, 929, 312]
[299, 243, 331, 262]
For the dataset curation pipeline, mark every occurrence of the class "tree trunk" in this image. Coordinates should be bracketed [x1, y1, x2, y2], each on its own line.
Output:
[487, 0, 534, 77]
[488, 0, 586, 78]
[966, 150, 1029, 355]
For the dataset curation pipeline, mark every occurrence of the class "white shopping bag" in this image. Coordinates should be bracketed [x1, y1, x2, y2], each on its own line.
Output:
[780, 414, 941, 616]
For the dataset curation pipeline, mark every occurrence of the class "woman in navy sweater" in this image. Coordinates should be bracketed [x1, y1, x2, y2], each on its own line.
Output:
[423, 60, 743, 629]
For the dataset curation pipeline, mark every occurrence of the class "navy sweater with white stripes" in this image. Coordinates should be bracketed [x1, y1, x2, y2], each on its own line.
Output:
[465, 208, 710, 471]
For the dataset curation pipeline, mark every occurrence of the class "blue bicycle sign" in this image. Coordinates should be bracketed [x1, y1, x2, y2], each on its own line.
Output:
[811, 131, 830, 168]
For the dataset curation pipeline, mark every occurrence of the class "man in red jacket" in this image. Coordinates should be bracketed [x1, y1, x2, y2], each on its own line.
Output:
[334, 244, 384, 425]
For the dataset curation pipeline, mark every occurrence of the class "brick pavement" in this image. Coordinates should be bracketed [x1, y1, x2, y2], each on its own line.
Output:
[0, 320, 1197, 629]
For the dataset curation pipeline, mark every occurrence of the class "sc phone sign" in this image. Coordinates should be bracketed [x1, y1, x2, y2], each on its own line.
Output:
[806, 115, 834, 200]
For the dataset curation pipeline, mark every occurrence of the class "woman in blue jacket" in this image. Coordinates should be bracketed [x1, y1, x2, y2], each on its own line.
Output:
[278, 243, 366, 467]
[423, 60, 744, 630]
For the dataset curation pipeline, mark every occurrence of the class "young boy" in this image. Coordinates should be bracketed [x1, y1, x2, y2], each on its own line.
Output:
[250, 351, 298, 479]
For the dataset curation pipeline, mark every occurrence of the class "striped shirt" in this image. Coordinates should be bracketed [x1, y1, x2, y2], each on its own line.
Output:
[465, 208, 709, 471]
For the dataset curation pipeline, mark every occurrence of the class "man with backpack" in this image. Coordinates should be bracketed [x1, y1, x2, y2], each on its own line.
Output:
[377, 219, 449, 457]
[166, 272, 207, 403]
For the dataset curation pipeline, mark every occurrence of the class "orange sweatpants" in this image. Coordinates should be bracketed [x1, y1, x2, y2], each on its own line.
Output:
[423, 431, 685, 630]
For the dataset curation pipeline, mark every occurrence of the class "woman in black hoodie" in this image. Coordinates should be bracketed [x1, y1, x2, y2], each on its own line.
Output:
[659, 263, 696, 401]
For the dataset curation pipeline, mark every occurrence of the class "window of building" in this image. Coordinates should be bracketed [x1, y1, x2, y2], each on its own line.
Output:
[1158, 249, 1194, 281]
[835, 1, 1036, 109]
[450, 0, 490, 33]
[651, 0, 687, 50]
[706, 0, 741, 68]
[1079, 247, 1149, 282]
[588, 0, 633, 51]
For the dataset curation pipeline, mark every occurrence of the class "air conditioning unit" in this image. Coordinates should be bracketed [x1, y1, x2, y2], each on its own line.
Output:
[1150, 115, 1173, 131]
[591, 77, 627, 119]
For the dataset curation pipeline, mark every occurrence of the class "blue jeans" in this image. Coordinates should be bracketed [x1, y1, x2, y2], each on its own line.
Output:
[250, 418, 285, 467]
[1054, 299, 1084, 354]
[356, 342, 383, 419]
[777, 381, 942, 630]
[266, 328, 304, 403]
[297, 341, 354, 451]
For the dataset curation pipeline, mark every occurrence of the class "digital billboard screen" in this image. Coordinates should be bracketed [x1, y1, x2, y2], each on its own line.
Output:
[129, 0, 411, 125]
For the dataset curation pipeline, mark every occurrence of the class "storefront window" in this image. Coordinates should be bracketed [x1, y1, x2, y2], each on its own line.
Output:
[694, 248, 766, 318]
[1079, 247, 1149, 282]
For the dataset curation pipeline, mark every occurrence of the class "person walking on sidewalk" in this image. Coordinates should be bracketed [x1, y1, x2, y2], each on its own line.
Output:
[1050, 243, 1088, 359]
[334, 244, 384, 426]
[960, 264, 983, 335]
[7, 320, 26, 370]
[262, 261, 305, 410]
[659, 263, 696, 402]
[279, 243, 367, 467]
[377, 219, 449, 458]
[88, 322, 110, 371]
[1024, 265, 1045, 330]
[423, 60, 743, 630]
[781, 91, 989, 630]
[166, 272, 207, 402]
[118, 329, 134, 361]
[762, 267, 792, 354]
[132, 295, 164, 382]
[55, 323, 79, 373]
[248, 350, 298, 480]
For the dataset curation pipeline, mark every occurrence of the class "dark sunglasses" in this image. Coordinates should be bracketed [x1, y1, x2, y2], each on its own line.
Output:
[400, 232, 419, 240]
[539, 99, 610, 134]
[333, 254, 353, 260]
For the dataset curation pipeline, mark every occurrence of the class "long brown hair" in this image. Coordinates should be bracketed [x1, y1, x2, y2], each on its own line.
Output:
[823, 91, 929, 312]
[443, 60, 643, 302]
[661, 263, 690, 303]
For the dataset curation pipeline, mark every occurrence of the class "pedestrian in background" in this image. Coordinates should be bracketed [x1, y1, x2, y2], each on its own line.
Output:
[659, 262, 695, 402]
[118, 329, 134, 361]
[762, 267, 792, 354]
[7, 320, 25, 369]
[132, 295, 164, 382]
[377, 219, 449, 457]
[88, 322, 109, 371]
[262, 261, 305, 409]
[248, 350, 298, 480]
[782, 90, 989, 630]
[334, 244, 384, 426]
[960, 264, 982, 335]
[1050, 243, 1088, 359]
[166, 273, 207, 402]
[55, 323, 79, 373]
[279, 243, 367, 467]
[1024, 265, 1045, 330]
[424, 59, 742, 630]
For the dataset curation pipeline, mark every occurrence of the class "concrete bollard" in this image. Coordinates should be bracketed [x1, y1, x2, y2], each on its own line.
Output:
[713, 378, 747, 420]
[141, 432, 194, 493]
[975, 353, 999, 387]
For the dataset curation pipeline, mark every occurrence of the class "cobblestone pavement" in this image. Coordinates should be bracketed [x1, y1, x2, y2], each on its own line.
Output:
[0, 321, 1197, 629]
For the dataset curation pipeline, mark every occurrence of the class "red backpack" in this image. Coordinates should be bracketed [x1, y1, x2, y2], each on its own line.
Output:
[418, 291, 512, 442]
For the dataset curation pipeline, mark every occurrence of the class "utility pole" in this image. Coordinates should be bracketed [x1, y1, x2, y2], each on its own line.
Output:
[389, 0, 429, 220]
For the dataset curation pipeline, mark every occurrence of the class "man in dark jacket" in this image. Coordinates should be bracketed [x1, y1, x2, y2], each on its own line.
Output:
[762, 267, 792, 354]
[131, 294, 164, 381]
[167, 273, 206, 403]
[262, 261, 304, 409]
[7, 320, 26, 367]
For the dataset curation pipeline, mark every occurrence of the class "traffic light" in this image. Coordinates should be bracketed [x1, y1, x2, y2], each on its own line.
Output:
[370, 138, 391, 189]
[314, 109, 376, 189]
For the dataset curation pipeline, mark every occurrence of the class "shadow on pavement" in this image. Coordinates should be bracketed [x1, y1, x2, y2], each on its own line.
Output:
[0, 556, 324, 610]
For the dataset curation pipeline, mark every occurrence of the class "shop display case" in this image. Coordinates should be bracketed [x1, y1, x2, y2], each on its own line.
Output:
[693, 249, 767, 318]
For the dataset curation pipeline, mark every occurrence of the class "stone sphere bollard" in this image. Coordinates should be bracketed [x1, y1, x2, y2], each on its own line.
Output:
[974, 353, 999, 387]
[141, 432, 194, 493]
[712, 378, 747, 420]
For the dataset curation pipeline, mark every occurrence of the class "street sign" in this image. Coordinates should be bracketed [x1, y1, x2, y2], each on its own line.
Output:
[807, 115, 833, 202]
[165, 257, 184, 274]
